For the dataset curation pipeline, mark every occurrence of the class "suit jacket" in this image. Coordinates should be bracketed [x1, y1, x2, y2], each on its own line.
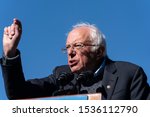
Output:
[1, 53, 149, 100]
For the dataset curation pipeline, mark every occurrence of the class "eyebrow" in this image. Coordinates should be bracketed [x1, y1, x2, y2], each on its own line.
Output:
[66, 42, 84, 46]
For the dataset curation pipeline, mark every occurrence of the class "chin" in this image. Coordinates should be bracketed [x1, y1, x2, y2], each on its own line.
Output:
[70, 66, 81, 73]
[70, 66, 83, 74]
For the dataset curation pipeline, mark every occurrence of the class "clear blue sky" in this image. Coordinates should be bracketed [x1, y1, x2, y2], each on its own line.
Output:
[0, 0, 150, 99]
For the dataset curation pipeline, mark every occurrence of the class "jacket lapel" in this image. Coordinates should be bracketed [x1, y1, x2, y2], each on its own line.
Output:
[102, 59, 118, 100]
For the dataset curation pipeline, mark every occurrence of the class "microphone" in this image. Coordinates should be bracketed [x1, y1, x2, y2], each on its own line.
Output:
[76, 71, 94, 85]
[57, 72, 74, 86]
[53, 72, 75, 96]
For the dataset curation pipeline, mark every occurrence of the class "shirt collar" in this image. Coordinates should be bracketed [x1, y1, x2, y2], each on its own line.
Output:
[94, 56, 106, 78]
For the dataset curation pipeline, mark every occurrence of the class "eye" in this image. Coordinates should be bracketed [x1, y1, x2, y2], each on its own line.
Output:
[74, 43, 84, 49]
[66, 45, 71, 49]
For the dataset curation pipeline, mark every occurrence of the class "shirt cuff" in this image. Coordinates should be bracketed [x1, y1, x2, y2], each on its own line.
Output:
[1, 50, 21, 66]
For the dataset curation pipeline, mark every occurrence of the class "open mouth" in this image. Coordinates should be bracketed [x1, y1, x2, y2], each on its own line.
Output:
[69, 60, 78, 68]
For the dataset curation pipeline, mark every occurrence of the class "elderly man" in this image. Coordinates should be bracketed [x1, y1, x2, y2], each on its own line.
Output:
[1, 19, 149, 100]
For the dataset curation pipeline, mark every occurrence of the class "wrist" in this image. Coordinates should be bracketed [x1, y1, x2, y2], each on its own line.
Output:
[4, 49, 17, 58]
[2, 49, 20, 65]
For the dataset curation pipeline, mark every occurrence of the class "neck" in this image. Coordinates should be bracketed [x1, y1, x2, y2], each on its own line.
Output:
[93, 56, 105, 72]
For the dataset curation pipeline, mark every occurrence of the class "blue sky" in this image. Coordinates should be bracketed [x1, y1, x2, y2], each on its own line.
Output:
[0, 0, 150, 99]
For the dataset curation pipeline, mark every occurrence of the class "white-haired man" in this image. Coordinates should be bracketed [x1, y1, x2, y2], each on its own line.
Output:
[1, 19, 149, 99]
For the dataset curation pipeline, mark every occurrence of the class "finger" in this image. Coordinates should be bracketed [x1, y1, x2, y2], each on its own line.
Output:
[8, 26, 13, 39]
[10, 24, 15, 36]
[7, 26, 11, 35]
[13, 18, 22, 32]
[4, 27, 9, 35]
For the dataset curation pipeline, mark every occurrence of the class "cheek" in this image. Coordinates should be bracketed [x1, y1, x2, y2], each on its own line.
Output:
[73, 54, 87, 69]
[79, 51, 96, 68]
[79, 54, 89, 66]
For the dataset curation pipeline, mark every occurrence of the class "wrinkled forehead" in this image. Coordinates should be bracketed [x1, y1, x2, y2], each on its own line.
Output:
[66, 27, 91, 44]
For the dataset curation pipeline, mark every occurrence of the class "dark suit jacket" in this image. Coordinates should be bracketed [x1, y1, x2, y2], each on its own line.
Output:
[1, 53, 149, 100]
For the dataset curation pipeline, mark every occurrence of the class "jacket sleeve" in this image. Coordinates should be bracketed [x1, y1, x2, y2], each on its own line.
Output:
[130, 67, 150, 100]
[0, 50, 58, 99]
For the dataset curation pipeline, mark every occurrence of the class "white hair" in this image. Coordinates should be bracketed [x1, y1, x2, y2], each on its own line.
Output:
[72, 22, 107, 56]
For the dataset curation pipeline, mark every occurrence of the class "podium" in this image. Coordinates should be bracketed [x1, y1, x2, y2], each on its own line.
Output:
[33, 93, 101, 100]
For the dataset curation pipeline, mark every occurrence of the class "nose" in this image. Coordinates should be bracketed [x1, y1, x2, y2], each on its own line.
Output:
[67, 47, 76, 57]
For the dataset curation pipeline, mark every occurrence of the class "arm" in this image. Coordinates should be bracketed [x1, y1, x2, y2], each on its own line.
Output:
[1, 19, 58, 99]
[1, 51, 58, 99]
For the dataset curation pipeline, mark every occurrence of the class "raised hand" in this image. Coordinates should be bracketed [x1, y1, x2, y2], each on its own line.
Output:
[3, 18, 22, 57]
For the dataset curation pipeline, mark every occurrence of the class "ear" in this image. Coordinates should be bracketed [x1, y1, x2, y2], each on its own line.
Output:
[96, 46, 105, 58]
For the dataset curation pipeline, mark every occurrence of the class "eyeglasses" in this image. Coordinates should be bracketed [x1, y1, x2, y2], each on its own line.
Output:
[61, 42, 99, 54]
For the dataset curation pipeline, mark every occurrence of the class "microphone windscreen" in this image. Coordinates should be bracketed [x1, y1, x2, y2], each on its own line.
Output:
[57, 72, 74, 86]
[76, 71, 94, 84]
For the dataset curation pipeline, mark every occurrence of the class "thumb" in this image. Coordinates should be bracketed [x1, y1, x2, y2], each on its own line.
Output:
[13, 18, 22, 32]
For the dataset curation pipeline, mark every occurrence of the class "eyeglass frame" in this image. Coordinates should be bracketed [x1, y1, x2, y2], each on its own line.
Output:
[61, 42, 100, 54]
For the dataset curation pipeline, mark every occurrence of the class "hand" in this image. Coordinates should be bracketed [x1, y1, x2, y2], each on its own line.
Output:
[3, 18, 22, 57]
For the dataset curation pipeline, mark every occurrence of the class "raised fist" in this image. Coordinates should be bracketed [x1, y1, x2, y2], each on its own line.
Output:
[3, 18, 22, 57]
